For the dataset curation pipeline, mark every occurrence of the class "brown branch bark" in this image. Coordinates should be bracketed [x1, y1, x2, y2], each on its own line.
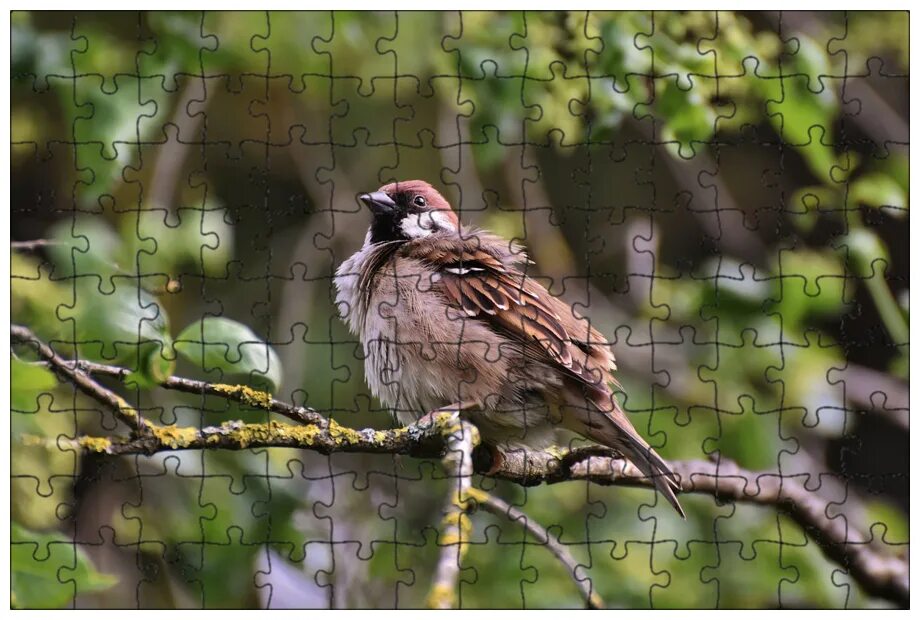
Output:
[10, 324, 908, 607]
[11, 325, 152, 435]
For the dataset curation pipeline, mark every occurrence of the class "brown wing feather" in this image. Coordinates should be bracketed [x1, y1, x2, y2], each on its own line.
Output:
[414, 239, 615, 389]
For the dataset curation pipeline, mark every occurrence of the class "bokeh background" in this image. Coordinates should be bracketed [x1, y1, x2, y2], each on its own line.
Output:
[11, 11, 909, 609]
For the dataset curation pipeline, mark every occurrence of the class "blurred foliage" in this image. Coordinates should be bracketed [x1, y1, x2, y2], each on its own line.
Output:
[11, 10, 908, 609]
[12, 523, 118, 609]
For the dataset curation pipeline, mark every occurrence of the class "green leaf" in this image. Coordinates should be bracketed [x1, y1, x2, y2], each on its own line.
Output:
[69, 282, 174, 388]
[844, 228, 890, 278]
[124, 340, 176, 390]
[11, 522, 118, 609]
[849, 173, 907, 216]
[47, 216, 124, 288]
[67, 42, 173, 208]
[122, 203, 234, 280]
[174, 317, 282, 392]
[760, 37, 840, 183]
[776, 249, 847, 323]
[658, 80, 716, 156]
[788, 185, 840, 233]
[11, 357, 56, 413]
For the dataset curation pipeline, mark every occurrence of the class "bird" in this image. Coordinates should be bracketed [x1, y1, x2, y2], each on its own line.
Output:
[334, 180, 684, 517]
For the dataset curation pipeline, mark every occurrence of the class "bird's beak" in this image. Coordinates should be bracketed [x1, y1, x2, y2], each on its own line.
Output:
[359, 191, 397, 215]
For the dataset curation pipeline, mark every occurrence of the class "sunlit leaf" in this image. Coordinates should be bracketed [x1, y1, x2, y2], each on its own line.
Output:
[175, 317, 282, 392]
[844, 228, 890, 278]
[850, 173, 907, 216]
[776, 249, 847, 323]
[47, 216, 124, 287]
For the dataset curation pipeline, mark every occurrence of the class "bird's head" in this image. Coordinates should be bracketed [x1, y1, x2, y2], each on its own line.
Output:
[360, 180, 459, 243]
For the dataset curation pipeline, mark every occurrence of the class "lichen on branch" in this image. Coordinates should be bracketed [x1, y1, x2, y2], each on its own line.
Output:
[10, 324, 909, 608]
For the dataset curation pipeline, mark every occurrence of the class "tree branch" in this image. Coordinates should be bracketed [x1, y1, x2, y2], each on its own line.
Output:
[495, 449, 908, 606]
[427, 419, 479, 609]
[54, 355, 324, 427]
[11, 325, 152, 435]
[10, 324, 908, 607]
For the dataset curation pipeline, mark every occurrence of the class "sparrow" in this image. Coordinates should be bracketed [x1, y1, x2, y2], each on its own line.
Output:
[334, 180, 684, 517]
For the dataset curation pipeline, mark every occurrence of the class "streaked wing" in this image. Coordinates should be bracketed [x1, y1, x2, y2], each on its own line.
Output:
[407, 240, 615, 391]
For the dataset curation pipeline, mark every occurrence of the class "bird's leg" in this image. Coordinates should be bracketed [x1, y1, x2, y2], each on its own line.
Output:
[415, 402, 506, 474]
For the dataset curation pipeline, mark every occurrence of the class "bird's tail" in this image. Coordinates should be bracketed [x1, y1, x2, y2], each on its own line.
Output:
[560, 391, 685, 518]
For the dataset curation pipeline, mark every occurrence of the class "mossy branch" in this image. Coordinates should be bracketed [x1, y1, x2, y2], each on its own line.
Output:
[10, 324, 908, 607]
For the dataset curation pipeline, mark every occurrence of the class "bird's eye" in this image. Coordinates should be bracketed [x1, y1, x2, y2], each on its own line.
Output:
[413, 195, 427, 207]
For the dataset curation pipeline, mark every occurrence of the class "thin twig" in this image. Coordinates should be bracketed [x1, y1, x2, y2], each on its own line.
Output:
[672, 458, 910, 607]
[12, 324, 321, 427]
[11, 239, 66, 250]
[64, 356, 324, 427]
[11, 325, 152, 435]
[475, 492, 603, 609]
[427, 419, 479, 609]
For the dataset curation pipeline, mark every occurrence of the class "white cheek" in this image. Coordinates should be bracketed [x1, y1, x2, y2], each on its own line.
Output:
[400, 212, 435, 238]
[399, 210, 458, 238]
[430, 210, 457, 232]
